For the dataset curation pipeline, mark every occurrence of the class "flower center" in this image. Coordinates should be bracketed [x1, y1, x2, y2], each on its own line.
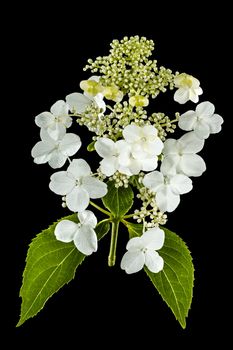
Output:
[142, 247, 148, 254]
[75, 178, 82, 186]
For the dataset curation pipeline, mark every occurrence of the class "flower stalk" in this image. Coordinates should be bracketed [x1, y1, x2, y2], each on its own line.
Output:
[108, 220, 120, 267]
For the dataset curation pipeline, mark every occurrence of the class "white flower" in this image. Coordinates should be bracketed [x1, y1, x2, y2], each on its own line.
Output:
[161, 132, 206, 177]
[66, 91, 106, 114]
[31, 129, 81, 169]
[143, 171, 192, 212]
[35, 100, 72, 139]
[95, 138, 141, 176]
[174, 73, 203, 104]
[49, 159, 108, 212]
[66, 76, 106, 114]
[121, 228, 165, 274]
[123, 124, 163, 159]
[178, 101, 223, 139]
[55, 210, 98, 255]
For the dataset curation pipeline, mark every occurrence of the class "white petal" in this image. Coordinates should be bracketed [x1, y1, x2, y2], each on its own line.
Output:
[145, 138, 164, 156]
[74, 226, 97, 255]
[67, 159, 91, 179]
[93, 93, 106, 112]
[143, 171, 164, 192]
[141, 157, 158, 171]
[179, 132, 204, 153]
[142, 227, 165, 250]
[156, 186, 180, 212]
[126, 236, 144, 251]
[169, 174, 193, 194]
[123, 124, 141, 143]
[55, 220, 78, 242]
[145, 251, 164, 273]
[160, 154, 180, 176]
[59, 133, 81, 156]
[78, 210, 97, 228]
[127, 159, 142, 175]
[178, 110, 197, 131]
[120, 251, 145, 274]
[194, 120, 210, 139]
[49, 171, 75, 195]
[196, 101, 215, 117]
[142, 125, 158, 137]
[179, 154, 206, 177]
[66, 93, 92, 114]
[40, 127, 65, 142]
[189, 89, 200, 103]
[31, 141, 54, 161]
[35, 112, 53, 128]
[82, 176, 107, 199]
[88, 75, 100, 82]
[66, 186, 89, 212]
[50, 100, 69, 116]
[100, 157, 118, 176]
[63, 116, 73, 128]
[47, 123, 66, 140]
[208, 114, 224, 134]
[95, 138, 116, 158]
[162, 139, 178, 155]
[174, 88, 189, 104]
[48, 150, 67, 169]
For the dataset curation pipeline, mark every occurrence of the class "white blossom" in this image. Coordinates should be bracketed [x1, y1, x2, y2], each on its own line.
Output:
[35, 100, 72, 139]
[55, 210, 98, 255]
[143, 171, 192, 212]
[95, 125, 163, 176]
[161, 132, 206, 177]
[121, 228, 165, 274]
[174, 73, 203, 104]
[95, 137, 159, 176]
[31, 128, 81, 169]
[123, 124, 163, 159]
[66, 75, 106, 114]
[49, 159, 108, 212]
[66, 91, 106, 114]
[95, 138, 141, 176]
[178, 101, 223, 139]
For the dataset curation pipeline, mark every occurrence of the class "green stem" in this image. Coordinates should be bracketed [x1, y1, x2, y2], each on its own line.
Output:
[108, 220, 120, 267]
[160, 118, 178, 127]
[89, 201, 111, 216]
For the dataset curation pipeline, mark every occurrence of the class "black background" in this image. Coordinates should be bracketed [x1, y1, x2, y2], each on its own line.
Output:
[6, 2, 231, 346]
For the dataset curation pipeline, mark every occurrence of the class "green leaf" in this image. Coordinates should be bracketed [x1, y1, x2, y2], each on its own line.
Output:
[125, 222, 194, 329]
[95, 220, 110, 240]
[87, 141, 95, 151]
[102, 181, 134, 218]
[17, 214, 109, 327]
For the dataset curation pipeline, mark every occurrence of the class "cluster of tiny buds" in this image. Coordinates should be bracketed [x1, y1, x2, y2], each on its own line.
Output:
[96, 168, 107, 181]
[61, 196, 67, 208]
[83, 35, 174, 99]
[149, 112, 179, 141]
[133, 185, 167, 226]
[109, 171, 130, 188]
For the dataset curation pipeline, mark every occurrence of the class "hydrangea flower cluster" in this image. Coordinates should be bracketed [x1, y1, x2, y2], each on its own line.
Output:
[31, 35, 223, 275]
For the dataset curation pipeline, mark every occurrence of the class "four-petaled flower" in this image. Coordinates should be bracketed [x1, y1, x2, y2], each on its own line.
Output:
[174, 73, 203, 104]
[121, 227, 165, 274]
[123, 124, 163, 159]
[55, 210, 98, 255]
[49, 159, 107, 212]
[178, 101, 224, 139]
[31, 129, 81, 169]
[35, 100, 72, 139]
[161, 132, 206, 177]
[143, 171, 192, 212]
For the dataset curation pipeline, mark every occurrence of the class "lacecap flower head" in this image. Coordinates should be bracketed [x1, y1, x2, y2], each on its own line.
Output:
[18, 36, 223, 330]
